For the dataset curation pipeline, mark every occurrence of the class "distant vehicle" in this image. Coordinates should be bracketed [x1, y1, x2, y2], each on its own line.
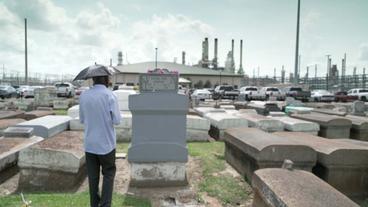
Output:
[0, 85, 18, 99]
[260, 87, 285, 100]
[191, 89, 212, 101]
[75, 86, 90, 96]
[213, 85, 239, 100]
[311, 90, 335, 102]
[347, 88, 368, 102]
[284, 86, 311, 102]
[118, 84, 135, 90]
[334, 91, 358, 102]
[55, 82, 75, 98]
[203, 88, 214, 95]
[239, 86, 265, 101]
[18, 85, 33, 98]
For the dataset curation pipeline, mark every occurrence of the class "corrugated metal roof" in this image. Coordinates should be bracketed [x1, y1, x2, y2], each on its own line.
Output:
[115, 61, 241, 77]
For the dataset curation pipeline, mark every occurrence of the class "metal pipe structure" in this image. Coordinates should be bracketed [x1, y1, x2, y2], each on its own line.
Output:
[182, 51, 186, 65]
[231, 39, 235, 70]
[239, 39, 243, 70]
[155, 48, 158, 69]
[213, 38, 218, 68]
[293, 0, 301, 85]
[25, 18, 28, 85]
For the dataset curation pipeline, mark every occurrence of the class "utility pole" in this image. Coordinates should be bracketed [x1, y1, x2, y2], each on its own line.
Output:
[155, 48, 158, 69]
[25, 18, 28, 85]
[293, 0, 301, 85]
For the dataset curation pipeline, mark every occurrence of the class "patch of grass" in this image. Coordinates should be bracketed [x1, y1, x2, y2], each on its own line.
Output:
[116, 143, 130, 153]
[361, 199, 368, 207]
[53, 109, 67, 115]
[0, 192, 150, 207]
[188, 142, 251, 205]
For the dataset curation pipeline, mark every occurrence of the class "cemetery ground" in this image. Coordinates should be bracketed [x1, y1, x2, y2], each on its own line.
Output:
[0, 142, 252, 207]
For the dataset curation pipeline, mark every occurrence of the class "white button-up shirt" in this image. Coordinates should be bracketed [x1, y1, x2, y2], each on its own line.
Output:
[79, 84, 121, 155]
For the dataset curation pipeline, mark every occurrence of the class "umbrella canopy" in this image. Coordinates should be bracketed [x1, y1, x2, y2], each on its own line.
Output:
[73, 64, 116, 81]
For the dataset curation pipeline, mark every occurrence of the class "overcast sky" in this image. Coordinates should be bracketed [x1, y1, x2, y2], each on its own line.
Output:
[1, 0, 367, 77]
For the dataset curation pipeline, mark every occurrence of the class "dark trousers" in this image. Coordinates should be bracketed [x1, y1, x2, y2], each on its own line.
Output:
[86, 149, 116, 207]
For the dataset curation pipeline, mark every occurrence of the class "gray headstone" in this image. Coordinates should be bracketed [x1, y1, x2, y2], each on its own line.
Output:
[351, 101, 366, 116]
[3, 127, 34, 138]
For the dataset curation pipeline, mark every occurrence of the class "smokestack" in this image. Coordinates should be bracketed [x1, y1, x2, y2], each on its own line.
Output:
[281, 65, 285, 83]
[239, 39, 243, 70]
[182, 51, 186, 65]
[110, 58, 112, 66]
[117, 51, 123, 66]
[231, 39, 235, 71]
[213, 38, 218, 68]
[201, 40, 205, 61]
[204, 37, 209, 61]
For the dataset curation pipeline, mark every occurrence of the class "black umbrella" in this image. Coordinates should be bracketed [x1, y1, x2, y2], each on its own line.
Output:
[73, 64, 116, 81]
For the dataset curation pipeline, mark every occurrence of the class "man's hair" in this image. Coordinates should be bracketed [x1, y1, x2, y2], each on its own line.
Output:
[92, 76, 109, 86]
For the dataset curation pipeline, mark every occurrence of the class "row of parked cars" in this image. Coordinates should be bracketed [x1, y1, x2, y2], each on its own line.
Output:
[0, 82, 90, 99]
[190, 85, 368, 102]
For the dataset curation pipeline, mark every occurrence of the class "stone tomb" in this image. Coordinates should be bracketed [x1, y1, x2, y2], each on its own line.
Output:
[67, 105, 79, 119]
[34, 87, 57, 107]
[246, 101, 281, 116]
[291, 112, 352, 138]
[252, 167, 359, 207]
[269, 116, 319, 135]
[21, 110, 55, 121]
[312, 108, 347, 116]
[53, 99, 70, 110]
[274, 132, 368, 199]
[0, 110, 24, 120]
[128, 72, 188, 187]
[351, 101, 366, 116]
[233, 101, 248, 110]
[193, 107, 226, 117]
[344, 115, 368, 141]
[115, 112, 132, 142]
[18, 131, 85, 192]
[113, 89, 137, 111]
[0, 133, 43, 183]
[0, 118, 26, 136]
[186, 115, 211, 141]
[17, 115, 71, 138]
[204, 112, 248, 140]
[224, 128, 316, 182]
[236, 113, 284, 132]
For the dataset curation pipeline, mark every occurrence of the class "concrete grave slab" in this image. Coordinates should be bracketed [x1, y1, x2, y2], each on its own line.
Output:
[291, 112, 352, 138]
[274, 131, 368, 199]
[204, 112, 248, 140]
[0, 118, 25, 136]
[69, 117, 84, 131]
[186, 115, 211, 141]
[116, 112, 132, 142]
[193, 107, 226, 117]
[312, 108, 347, 116]
[233, 101, 248, 110]
[236, 113, 284, 132]
[238, 109, 258, 114]
[34, 87, 57, 107]
[21, 110, 55, 121]
[252, 168, 359, 207]
[344, 115, 368, 141]
[0, 110, 24, 120]
[18, 131, 85, 192]
[17, 115, 71, 138]
[268, 111, 286, 117]
[53, 99, 70, 110]
[15, 100, 34, 111]
[270, 116, 319, 135]
[247, 101, 281, 115]
[285, 106, 313, 114]
[0, 136, 43, 183]
[67, 105, 79, 118]
[113, 89, 137, 111]
[351, 101, 366, 116]
[224, 128, 317, 182]
[4, 127, 34, 138]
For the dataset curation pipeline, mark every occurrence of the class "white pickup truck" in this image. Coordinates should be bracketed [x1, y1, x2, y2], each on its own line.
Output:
[347, 88, 368, 101]
[55, 82, 75, 98]
[239, 86, 265, 101]
[260, 87, 285, 101]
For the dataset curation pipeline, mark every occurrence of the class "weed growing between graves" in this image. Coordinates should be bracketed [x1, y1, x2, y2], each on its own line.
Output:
[188, 142, 252, 205]
[53, 109, 67, 115]
[0, 192, 150, 207]
[116, 143, 130, 153]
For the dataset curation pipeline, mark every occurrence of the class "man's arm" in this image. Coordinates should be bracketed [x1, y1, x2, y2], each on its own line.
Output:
[79, 95, 85, 124]
[109, 93, 121, 125]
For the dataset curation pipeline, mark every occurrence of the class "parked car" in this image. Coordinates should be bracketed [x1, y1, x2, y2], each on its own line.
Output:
[55, 82, 75, 98]
[75, 86, 90, 96]
[347, 88, 368, 102]
[311, 90, 335, 102]
[18, 85, 33, 98]
[239, 86, 265, 101]
[213, 85, 239, 100]
[334, 91, 358, 102]
[260, 87, 285, 100]
[191, 89, 212, 101]
[0, 85, 18, 99]
[284, 86, 311, 102]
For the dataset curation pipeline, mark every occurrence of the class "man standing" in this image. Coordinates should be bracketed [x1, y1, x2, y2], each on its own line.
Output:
[80, 75, 121, 207]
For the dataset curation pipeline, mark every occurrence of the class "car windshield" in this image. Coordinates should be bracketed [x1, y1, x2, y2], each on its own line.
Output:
[266, 88, 279, 91]
[246, 88, 257, 91]
[290, 87, 302, 91]
[55, 84, 69, 87]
